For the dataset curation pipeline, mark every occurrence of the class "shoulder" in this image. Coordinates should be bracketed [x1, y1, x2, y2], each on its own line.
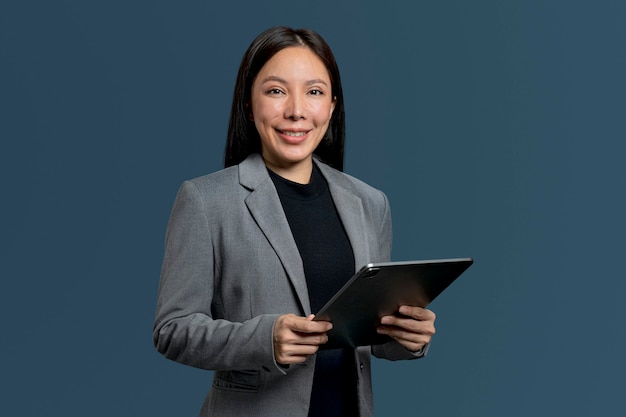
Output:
[315, 159, 388, 205]
[182, 154, 268, 196]
[167, 167, 240, 223]
[185, 165, 239, 195]
[314, 159, 391, 231]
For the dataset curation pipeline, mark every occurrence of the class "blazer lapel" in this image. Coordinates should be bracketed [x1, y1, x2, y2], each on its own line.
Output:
[239, 155, 311, 315]
[315, 160, 371, 272]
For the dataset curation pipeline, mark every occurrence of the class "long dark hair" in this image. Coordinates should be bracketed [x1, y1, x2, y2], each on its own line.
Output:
[224, 26, 346, 171]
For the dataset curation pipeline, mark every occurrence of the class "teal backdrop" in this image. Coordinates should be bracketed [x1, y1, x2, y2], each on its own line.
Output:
[1, 1, 624, 416]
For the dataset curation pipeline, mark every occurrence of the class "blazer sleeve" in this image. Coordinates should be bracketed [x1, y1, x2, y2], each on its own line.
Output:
[152, 180, 286, 375]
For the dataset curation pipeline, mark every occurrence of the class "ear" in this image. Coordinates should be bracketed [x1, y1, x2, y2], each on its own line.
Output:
[330, 96, 337, 117]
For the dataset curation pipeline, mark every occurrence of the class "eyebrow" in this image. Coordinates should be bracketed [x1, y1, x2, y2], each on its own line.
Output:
[259, 76, 329, 87]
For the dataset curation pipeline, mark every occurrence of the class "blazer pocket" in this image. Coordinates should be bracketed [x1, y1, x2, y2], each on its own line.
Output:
[212, 370, 260, 393]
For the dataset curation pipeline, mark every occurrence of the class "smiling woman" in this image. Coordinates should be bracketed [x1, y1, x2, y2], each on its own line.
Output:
[153, 26, 436, 417]
[250, 47, 336, 183]
[224, 27, 346, 173]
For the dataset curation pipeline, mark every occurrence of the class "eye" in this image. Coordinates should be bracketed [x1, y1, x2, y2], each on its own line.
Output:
[309, 89, 324, 96]
[265, 88, 284, 95]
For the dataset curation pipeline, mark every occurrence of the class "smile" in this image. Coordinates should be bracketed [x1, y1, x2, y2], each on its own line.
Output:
[278, 130, 309, 137]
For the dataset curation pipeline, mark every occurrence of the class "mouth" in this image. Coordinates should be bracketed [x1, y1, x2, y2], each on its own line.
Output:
[277, 129, 309, 137]
[275, 129, 312, 143]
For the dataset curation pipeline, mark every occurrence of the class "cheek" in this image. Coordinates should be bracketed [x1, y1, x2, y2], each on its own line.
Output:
[252, 100, 282, 125]
[314, 103, 334, 124]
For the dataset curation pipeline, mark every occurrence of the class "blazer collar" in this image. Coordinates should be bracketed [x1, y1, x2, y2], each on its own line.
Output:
[314, 160, 371, 272]
[239, 154, 310, 313]
[239, 154, 369, 315]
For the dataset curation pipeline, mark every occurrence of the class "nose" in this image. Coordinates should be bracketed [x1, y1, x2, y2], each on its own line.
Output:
[284, 94, 305, 120]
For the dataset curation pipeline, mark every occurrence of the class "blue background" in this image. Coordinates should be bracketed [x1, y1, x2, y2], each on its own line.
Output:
[1, 1, 624, 416]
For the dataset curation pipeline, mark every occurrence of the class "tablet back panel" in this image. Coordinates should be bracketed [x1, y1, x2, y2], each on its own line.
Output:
[315, 258, 473, 349]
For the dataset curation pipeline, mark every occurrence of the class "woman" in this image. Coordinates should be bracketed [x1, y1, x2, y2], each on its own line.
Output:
[153, 26, 436, 417]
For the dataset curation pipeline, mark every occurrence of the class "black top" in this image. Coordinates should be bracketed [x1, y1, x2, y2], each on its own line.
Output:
[269, 165, 359, 417]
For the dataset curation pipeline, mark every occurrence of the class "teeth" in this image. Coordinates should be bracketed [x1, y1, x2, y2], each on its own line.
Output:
[281, 131, 306, 137]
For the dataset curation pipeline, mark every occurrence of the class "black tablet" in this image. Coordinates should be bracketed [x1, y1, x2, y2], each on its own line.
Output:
[314, 258, 473, 349]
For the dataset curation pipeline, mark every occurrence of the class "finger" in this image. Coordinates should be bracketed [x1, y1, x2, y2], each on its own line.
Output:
[379, 316, 435, 336]
[274, 315, 330, 365]
[377, 326, 432, 351]
[377, 325, 433, 342]
[287, 317, 332, 334]
[278, 343, 321, 357]
[276, 314, 329, 333]
[289, 332, 329, 346]
[398, 306, 436, 321]
[274, 326, 330, 346]
[275, 345, 321, 364]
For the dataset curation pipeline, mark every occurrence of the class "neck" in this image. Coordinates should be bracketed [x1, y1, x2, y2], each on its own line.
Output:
[263, 157, 313, 184]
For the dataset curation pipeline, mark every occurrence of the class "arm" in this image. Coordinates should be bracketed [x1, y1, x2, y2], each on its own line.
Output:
[153, 181, 283, 373]
[370, 191, 435, 360]
[153, 180, 331, 373]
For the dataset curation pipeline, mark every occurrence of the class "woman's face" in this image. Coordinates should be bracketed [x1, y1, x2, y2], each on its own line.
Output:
[250, 46, 335, 175]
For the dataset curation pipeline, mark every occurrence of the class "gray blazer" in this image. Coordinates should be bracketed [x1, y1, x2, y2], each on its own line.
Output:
[153, 154, 419, 417]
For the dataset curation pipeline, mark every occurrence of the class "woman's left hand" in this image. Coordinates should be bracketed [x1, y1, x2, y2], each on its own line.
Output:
[377, 305, 436, 353]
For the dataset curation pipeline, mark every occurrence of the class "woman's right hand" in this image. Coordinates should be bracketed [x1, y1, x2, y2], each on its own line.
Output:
[273, 314, 332, 365]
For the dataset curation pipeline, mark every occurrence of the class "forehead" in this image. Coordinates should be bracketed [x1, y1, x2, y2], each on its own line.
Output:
[255, 46, 330, 82]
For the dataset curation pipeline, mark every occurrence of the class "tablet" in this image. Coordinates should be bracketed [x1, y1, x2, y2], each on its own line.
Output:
[314, 258, 473, 349]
